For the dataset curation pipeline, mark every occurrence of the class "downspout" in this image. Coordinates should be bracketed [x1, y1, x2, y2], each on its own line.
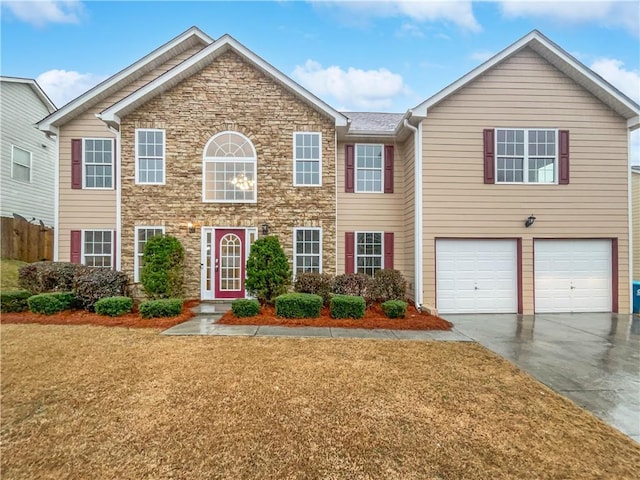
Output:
[107, 125, 122, 271]
[404, 117, 423, 310]
[53, 133, 59, 261]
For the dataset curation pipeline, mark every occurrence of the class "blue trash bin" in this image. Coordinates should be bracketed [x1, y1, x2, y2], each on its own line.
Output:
[633, 281, 640, 314]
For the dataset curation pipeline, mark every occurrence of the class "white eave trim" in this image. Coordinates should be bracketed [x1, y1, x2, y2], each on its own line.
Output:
[412, 30, 640, 120]
[627, 116, 639, 131]
[37, 26, 213, 135]
[98, 35, 348, 128]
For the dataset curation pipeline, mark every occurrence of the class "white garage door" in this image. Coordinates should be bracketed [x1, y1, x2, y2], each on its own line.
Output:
[436, 239, 518, 314]
[535, 240, 612, 313]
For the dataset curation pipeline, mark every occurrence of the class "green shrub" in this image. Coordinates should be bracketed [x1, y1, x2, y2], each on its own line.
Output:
[246, 236, 291, 304]
[73, 267, 129, 311]
[28, 293, 66, 315]
[18, 261, 82, 294]
[330, 295, 366, 319]
[294, 272, 333, 305]
[371, 269, 407, 303]
[140, 235, 185, 299]
[382, 300, 407, 319]
[139, 298, 183, 318]
[232, 299, 261, 317]
[333, 273, 373, 302]
[275, 293, 322, 318]
[50, 292, 78, 310]
[0, 290, 31, 313]
[95, 296, 134, 317]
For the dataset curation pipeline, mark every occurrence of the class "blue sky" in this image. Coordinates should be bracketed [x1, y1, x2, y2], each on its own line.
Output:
[2, 1, 639, 160]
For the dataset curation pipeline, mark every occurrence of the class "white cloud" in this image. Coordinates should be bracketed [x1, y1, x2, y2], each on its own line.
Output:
[36, 69, 107, 107]
[590, 58, 640, 103]
[292, 60, 409, 110]
[499, 1, 639, 36]
[311, 1, 481, 32]
[396, 22, 425, 38]
[589, 58, 640, 164]
[3, 0, 84, 27]
[470, 50, 495, 62]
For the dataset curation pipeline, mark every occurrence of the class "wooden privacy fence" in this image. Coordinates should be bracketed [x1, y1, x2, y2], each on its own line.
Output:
[1, 216, 53, 263]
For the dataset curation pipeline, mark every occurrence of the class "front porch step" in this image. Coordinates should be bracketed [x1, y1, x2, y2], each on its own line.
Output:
[192, 301, 233, 315]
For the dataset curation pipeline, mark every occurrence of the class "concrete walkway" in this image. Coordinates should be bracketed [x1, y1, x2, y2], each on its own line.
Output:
[162, 302, 472, 341]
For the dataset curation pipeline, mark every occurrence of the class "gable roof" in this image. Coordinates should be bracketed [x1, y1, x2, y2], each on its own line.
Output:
[1, 76, 56, 113]
[37, 26, 213, 135]
[410, 30, 640, 130]
[98, 34, 348, 128]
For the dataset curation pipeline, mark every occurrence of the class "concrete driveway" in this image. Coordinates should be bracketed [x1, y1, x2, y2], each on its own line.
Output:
[445, 313, 640, 442]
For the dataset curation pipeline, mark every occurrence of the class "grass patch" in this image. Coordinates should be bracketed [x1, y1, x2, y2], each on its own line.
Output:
[1, 258, 27, 291]
[1, 325, 638, 479]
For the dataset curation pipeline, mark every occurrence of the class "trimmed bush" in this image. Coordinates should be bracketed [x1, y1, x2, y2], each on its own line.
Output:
[232, 299, 261, 317]
[330, 294, 366, 319]
[95, 296, 133, 317]
[139, 298, 183, 318]
[140, 235, 185, 299]
[371, 269, 407, 303]
[294, 272, 333, 305]
[18, 261, 81, 294]
[28, 293, 66, 315]
[333, 273, 373, 302]
[382, 300, 407, 319]
[246, 236, 291, 304]
[0, 290, 31, 313]
[74, 267, 129, 311]
[275, 293, 322, 318]
[51, 292, 78, 310]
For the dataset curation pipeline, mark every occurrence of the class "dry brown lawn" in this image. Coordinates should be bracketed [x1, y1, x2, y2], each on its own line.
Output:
[2, 325, 639, 480]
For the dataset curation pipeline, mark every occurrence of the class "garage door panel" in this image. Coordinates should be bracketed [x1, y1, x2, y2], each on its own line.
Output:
[534, 240, 611, 313]
[437, 239, 517, 314]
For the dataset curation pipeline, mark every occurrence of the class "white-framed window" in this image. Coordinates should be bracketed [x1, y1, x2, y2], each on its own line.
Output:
[355, 231, 383, 276]
[293, 228, 322, 274]
[203, 131, 257, 203]
[294, 132, 321, 186]
[83, 138, 113, 189]
[11, 145, 31, 183]
[496, 129, 557, 184]
[135, 129, 165, 184]
[355, 144, 383, 192]
[134, 226, 165, 282]
[82, 230, 113, 268]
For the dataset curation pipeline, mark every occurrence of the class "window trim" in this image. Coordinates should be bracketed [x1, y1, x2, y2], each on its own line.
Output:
[81, 229, 113, 268]
[293, 227, 323, 276]
[495, 128, 559, 185]
[134, 226, 165, 282]
[135, 128, 166, 185]
[82, 138, 114, 190]
[354, 230, 384, 276]
[354, 143, 384, 193]
[202, 131, 258, 204]
[11, 145, 32, 183]
[293, 132, 322, 187]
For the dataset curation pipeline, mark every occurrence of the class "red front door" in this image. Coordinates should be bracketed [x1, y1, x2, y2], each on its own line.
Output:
[214, 229, 245, 299]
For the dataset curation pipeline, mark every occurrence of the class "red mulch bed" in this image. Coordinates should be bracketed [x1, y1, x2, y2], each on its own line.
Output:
[0, 300, 198, 329]
[218, 303, 452, 330]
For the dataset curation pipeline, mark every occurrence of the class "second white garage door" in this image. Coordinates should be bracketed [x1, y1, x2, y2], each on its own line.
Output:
[534, 239, 612, 313]
[436, 239, 518, 314]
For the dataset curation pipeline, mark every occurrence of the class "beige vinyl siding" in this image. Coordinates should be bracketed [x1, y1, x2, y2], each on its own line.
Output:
[336, 138, 406, 280]
[633, 172, 640, 281]
[57, 46, 203, 261]
[401, 135, 415, 299]
[422, 47, 630, 313]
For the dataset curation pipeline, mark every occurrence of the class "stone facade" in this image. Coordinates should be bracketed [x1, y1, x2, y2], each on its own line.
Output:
[120, 51, 337, 298]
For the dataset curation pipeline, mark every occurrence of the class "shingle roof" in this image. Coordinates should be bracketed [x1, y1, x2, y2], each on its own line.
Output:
[342, 112, 404, 133]
[632, 165, 640, 172]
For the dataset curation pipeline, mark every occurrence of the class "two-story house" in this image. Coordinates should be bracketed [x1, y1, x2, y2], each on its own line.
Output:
[37, 28, 639, 314]
[1, 76, 57, 226]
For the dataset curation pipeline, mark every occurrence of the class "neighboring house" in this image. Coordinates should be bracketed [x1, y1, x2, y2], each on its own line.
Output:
[37, 27, 639, 314]
[633, 166, 640, 281]
[1, 77, 56, 225]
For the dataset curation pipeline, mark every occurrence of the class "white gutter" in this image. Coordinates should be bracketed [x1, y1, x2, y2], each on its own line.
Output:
[404, 117, 423, 309]
[628, 130, 633, 313]
[53, 133, 59, 261]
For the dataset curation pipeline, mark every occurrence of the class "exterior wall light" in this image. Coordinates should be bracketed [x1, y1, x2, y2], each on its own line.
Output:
[187, 222, 196, 234]
[261, 223, 269, 235]
[524, 215, 536, 228]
